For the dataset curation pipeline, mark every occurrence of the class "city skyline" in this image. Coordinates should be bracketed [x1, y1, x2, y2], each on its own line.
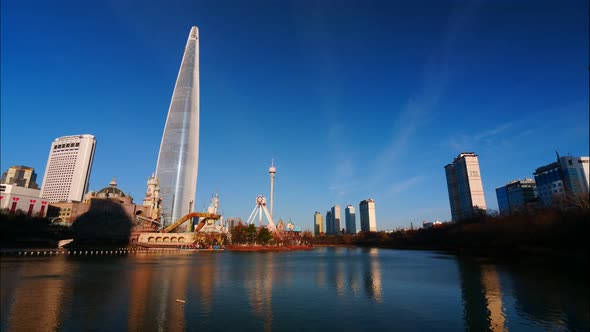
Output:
[1, 0, 588, 230]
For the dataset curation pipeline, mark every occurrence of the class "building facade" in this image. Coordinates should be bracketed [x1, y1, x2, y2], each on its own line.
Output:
[495, 178, 538, 215]
[156, 27, 200, 225]
[1, 165, 39, 189]
[445, 152, 487, 222]
[314, 211, 323, 235]
[359, 199, 376, 231]
[325, 210, 333, 235]
[331, 205, 341, 234]
[345, 205, 356, 234]
[0, 184, 47, 216]
[46, 178, 151, 225]
[40, 134, 96, 203]
[534, 155, 589, 208]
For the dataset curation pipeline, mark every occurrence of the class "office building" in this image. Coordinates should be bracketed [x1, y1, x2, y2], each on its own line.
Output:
[534, 155, 589, 208]
[40, 135, 96, 203]
[1, 165, 39, 189]
[156, 26, 200, 224]
[331, 205, 341, 234]
[495, 178, 538, 215]
[325, 210, 333, 235]
[314, 211, 323, 235]
[345, 205, 356, 234]
[359, 199, 376, 231]
[445, 152, 487, 222]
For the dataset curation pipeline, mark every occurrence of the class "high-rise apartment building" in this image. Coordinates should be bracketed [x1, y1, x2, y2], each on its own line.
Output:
[314, 211, 323, 235]
[495, 178, 537, 215]
[1, 165, 39, 189]
[445, 152, 487, 222]
[534, 155, 589, 208]
[40, 135, 96, 202]
[345, 205, 356, 234]
[331, 205, 341, 234]
[359, 199, 376, 231]
[156, 26, 200, 224]
[325, 211, 333, 235]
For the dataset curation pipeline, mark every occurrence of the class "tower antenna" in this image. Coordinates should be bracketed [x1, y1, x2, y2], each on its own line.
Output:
[269, 159, 277, 219]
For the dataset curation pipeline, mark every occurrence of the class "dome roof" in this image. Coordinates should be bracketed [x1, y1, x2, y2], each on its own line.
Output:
[97, 177, 126, 197]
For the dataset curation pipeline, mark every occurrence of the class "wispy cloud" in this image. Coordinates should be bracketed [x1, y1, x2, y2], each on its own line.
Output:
[449, 121, 514, 150]
[371, 1, 484, 185]
[384, 176, 425, 198]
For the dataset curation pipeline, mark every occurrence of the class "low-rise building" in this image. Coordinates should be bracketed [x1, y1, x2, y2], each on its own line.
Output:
[0, 184, 47, 216]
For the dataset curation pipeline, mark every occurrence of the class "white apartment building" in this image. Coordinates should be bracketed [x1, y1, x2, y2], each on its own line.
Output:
[40, 134, 96, 202]
[359, 199, 376, 231]
[445, 152, 487, 222]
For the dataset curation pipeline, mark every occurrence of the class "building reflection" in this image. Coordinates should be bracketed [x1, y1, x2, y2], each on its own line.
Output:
[248, 254, 273, 332]
[457, 260, 507, 332]
[364, 248, 383, 302]
[315, 247, 383, 302]
[127, 254, 195, 331]
[3, 256, 71, 331]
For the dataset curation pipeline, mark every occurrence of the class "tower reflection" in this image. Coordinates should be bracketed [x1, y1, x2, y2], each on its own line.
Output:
[458, 260, 507, 332]
[127, 255, 194, 331]
[248, 253, 273, 332]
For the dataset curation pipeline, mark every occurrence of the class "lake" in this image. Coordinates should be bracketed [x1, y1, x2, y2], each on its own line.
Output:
[1, 247, 588, 331]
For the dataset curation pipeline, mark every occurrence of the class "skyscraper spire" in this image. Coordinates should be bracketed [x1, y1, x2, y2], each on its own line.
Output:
[155, 26, 200, 224]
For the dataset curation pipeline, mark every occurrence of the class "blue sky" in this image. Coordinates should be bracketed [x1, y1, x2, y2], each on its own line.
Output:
[2, 0, 588, 230]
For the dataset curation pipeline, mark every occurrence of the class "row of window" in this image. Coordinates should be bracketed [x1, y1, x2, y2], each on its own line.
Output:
[53, 143, 80, 149]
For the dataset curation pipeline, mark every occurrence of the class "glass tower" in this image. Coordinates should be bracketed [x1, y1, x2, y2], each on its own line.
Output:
[156, 27, 200, 224]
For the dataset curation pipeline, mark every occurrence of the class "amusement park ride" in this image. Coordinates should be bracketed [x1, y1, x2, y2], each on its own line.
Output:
[133, 160, 290, 247]
[245, 195, 281, 239]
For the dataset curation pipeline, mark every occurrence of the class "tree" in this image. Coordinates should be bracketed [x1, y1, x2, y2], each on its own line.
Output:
[246, 223, 257, 244]
[231, 222, 246, 244]
[300, 230, 313, 245]
[257, 227, 273, 245]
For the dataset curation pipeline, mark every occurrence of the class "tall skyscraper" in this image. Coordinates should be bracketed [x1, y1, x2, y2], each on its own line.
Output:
[359, 199, 376, 231]
[331, 205, 341, 234]
[445, 152, 487, 222]
[40, 135, 96, 202]
[345, 205, 356, 234]
[325, 210, 333, 235]
[1, 165, 39, 189]
[314, 211, 323, 235]
[156, 26, 200, 224]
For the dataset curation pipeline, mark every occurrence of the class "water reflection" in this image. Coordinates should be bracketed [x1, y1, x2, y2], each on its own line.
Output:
[509, 263, 590, 331]
[1, 250, 588, 331]
[247, 253, 273, 332]
[316, 247, 383, 302]
[1, 257, 71, 331]
[481, 265, 507, 332]
[457, 260, 507, 332]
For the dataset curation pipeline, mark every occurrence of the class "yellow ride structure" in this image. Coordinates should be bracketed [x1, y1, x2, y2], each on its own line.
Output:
[161, 212, 221, 233]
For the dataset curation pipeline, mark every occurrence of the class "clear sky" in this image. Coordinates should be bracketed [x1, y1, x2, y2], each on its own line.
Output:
[1, 0, 588, 230]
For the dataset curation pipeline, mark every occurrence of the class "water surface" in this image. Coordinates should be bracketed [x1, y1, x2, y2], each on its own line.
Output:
[1, 247, 588, 331]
